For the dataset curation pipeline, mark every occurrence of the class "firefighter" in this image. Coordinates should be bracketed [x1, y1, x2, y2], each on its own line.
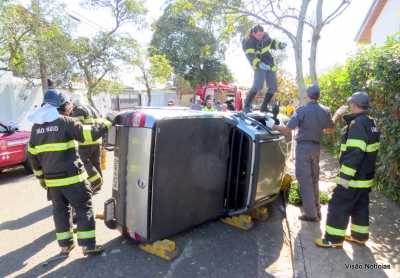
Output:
[315, 92, 380, 247]
[27, 89, 113, 255]
[242, 24, 287, 113]
[70, 92, 104, 192]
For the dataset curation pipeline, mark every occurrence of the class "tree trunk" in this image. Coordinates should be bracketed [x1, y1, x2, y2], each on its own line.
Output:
[309, 0, 324, 85]
[296, 0, 312, 106]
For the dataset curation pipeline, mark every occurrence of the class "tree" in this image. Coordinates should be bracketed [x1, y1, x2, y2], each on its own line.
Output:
[68, 0, 148, 106]
[0, 1, 76, 91]
[150, 3, 236, 86]
[175, 0, 351, 105]
[131, 50, 173, 106]
[172, 75, 192, 101]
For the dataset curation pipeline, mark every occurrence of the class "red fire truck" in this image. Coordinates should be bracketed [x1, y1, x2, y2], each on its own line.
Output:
[194, 82, 246, 111]
[194, 82, 265, 111]
[0, 121, 32, 174]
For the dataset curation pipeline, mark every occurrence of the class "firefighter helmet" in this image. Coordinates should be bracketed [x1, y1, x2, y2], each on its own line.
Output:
[70, 92, 88, 106]
[43, 89, 68, 108]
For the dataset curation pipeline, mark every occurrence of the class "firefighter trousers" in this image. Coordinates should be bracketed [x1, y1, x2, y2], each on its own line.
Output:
[49, 181, 96, 248]
[324, 185, 371, 243]
[79, 144, 102, 188]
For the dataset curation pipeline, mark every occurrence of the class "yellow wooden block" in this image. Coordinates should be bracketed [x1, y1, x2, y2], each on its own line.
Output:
[139, 239, 179, 260]
[101, 157, 106, 163]
[95, 211, 104, 219]
[220, 214, 253, 230]
[250, 207, 269, 221]
[101, 162, 106, 170]
[281, 174, 293, 190]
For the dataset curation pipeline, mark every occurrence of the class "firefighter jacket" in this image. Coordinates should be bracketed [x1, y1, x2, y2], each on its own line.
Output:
[73, 105, 103, 146]
[335, 112, 380, 189]
[28, 115, 112, 187]
[243, 33, 283, 70]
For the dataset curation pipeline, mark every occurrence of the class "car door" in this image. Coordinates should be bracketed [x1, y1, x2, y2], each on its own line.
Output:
[0, 122, 24, 168]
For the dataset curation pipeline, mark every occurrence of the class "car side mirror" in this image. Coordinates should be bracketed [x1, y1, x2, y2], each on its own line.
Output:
[8, 126, 15, 134]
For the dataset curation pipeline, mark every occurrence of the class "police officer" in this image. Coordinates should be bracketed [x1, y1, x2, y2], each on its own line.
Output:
[316, 92, 380, 247]
[266, 85, 348, 221]
[70, 93, 104, 192]
[27, 89, 113, 255]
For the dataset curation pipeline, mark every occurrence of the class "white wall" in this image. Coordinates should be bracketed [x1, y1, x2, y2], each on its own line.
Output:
[0, 72, 43, 131]
[92, 92, 112, 117]
[371, 0, 400, 45]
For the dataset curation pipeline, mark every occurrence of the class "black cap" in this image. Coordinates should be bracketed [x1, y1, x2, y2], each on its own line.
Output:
[347, 92, 369, 107]
[306, 84, 320, 98]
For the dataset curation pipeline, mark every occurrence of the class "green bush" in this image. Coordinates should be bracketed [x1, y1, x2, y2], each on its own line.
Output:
[287, 181, 331, 205]
[288, 181, 302, 205]
[318, 34, 400, 204]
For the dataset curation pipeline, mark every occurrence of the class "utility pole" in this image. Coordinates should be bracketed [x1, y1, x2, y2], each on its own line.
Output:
[31, 0, 48, 94]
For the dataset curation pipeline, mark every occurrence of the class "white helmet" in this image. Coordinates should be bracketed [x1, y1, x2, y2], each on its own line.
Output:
[70, 92, 88, 106]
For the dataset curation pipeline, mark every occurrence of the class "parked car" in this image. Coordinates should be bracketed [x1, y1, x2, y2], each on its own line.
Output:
[103, 107, 292, 243]
[0, 121, 32, 174]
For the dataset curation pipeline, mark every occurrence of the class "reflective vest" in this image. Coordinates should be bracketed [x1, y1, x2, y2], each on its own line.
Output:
[73, 105, 104, 146]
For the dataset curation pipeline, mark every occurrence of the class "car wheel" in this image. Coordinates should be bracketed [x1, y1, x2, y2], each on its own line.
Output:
[23, 159, 33, 174]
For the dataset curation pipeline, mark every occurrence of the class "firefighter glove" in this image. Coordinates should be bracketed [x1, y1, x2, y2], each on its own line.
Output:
[38, 179, 47, 190]
[265, 119, 274, 129]
[334, 105, 349, 116]
[259, 62, 269, 71]
[105, 112, 116, 122]
[281, 42, 287, 49]
[340, 178, 349, 189]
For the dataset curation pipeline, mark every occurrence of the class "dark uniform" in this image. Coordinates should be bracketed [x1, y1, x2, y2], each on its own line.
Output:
[286, 101, 334, 219]
[242, 27, 285, 112]
[73, 105, 104, 190]
[324, 112, 380, 243]
[28, 114, 111, 249]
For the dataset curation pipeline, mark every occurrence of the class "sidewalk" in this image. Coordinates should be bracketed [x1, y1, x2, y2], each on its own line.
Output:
[286, 148, 400, 278]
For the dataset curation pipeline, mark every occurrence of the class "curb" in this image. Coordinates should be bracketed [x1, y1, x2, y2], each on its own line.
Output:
[286, 204, 305, 278]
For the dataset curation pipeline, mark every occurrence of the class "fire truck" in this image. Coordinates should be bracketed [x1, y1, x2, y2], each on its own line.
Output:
[194, 82, 265, 111]
[0, 121, 32, 174]
[194, 82, 246, 111]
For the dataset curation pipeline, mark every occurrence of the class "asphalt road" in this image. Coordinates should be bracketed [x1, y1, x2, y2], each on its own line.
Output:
[0, 151, 292, 278]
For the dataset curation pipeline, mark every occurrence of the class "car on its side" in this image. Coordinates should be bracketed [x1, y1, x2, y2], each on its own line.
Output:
[0, 121, 32, 174]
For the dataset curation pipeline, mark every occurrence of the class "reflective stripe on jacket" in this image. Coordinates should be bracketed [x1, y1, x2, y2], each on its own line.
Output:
[28, 115, 111, 187]
[337, 112, 380, 188]
[73, 105, 104, 145]
[243, 33, 282, 70]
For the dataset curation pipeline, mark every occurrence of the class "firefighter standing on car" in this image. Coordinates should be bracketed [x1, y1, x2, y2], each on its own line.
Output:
[241, 24, 287, 114]
[70, 93, 104, 192]
[316, 92, 380, 248]
[27, 89, 113, 255]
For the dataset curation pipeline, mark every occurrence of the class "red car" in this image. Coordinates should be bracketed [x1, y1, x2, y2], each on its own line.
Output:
[0, 121, 32, 174]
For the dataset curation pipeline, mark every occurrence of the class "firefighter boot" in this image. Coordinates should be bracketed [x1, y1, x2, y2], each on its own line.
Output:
[344, 235, 367, 245]
[315, 238, 343, 248]
[242, 91, 257, 113]
[60, 242, 76, 255]
[82, 245, 105, 256]
[259, 93, 274, 113]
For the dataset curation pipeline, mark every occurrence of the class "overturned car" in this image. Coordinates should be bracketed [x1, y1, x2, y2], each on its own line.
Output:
[103, 108, 291, 243]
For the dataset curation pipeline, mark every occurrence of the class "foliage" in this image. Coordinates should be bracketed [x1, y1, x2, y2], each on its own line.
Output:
[131, 49, 173, 106]
[287, 181, 302, 205]
[150, 3, 235, 86]
[0, 1, 76, 87]
[287, 181, 330, 205]
[172, 75, 192, 97]
[318, 34, 400, 203]
[174, 0, 351, 106]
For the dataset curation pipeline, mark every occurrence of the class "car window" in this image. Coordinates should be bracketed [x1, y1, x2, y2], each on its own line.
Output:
[0, 124, 7, 133]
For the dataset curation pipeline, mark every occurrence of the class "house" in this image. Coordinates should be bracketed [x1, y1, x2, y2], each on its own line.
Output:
[355, 0, 399, 45]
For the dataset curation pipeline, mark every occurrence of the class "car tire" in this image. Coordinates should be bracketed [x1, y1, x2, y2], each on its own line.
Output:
[23, 159, 33, 174]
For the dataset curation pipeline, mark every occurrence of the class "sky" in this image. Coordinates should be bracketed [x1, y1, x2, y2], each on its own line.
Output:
[59, 0, 374, 88]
